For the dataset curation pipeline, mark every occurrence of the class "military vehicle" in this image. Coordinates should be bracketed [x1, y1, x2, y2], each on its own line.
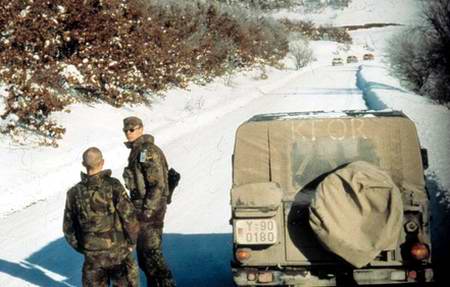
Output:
[332, 57, 344, 66]
[230, 110, 433, 286]
[363, 53, 375, 61]
[346, 55, 358, 63]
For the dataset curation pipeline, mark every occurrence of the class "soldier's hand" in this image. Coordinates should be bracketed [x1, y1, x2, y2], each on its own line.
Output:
[138, 210, 151, 221]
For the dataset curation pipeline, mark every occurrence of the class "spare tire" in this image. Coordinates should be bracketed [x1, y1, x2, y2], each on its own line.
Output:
[309, 161, 403, 268]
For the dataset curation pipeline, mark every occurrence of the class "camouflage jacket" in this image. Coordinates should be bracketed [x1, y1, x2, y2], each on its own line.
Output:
[63, 170, 139, 265]
[123, 134, 169, 227]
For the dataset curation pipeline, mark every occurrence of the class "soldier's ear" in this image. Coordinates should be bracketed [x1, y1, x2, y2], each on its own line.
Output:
[82, 160, 87, 168]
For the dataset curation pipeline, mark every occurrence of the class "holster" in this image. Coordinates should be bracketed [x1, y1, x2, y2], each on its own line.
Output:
[167, 168, 180, 204]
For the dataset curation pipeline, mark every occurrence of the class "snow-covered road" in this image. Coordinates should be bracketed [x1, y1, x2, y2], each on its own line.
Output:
[0, 63, 369, 287]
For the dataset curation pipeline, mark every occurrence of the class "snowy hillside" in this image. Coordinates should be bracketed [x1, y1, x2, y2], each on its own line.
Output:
[273, 0, 422, 26]
[1, 0, 449, 286]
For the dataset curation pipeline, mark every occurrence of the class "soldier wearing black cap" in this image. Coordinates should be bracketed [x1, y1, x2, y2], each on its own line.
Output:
[122, 116, 176, 287]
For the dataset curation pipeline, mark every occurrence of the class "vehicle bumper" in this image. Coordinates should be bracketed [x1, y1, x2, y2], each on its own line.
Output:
[232, 266, 434, 286]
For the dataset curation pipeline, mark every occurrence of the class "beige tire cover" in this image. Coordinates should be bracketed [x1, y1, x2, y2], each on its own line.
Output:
[309, 161, 403, 268]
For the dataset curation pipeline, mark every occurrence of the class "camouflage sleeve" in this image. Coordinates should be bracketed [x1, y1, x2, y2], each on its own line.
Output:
[62, 191, 83, 253]
[140, 147, 168, 218]
[112, 179, 140, 245]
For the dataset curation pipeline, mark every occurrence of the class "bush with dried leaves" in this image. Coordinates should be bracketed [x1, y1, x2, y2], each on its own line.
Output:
[0, 0, 288, 146]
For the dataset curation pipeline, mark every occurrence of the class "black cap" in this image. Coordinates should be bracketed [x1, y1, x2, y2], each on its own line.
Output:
[123, 116, 143, 130]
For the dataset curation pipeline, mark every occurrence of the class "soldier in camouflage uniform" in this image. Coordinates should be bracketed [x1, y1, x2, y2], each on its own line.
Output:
[63, 147, 140, 287]
[122, 116, 176, 287]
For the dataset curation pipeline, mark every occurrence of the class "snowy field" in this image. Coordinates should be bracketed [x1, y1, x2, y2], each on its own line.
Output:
[272, 0, 422, 26]
[1, 0, 449, 286]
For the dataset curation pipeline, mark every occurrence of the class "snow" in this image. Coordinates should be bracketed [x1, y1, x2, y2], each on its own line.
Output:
[273, 0, 422, 26]
[1, 0, 449, 286]
[0, 85, 7, 115]
[19, 6, 31, 18]
[60, 64, 84, 84]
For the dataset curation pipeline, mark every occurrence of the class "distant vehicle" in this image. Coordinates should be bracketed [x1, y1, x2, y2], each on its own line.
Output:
[331, 57, 343, 66]
[363, 53, 375, 60]
[230, 110, 433, 286]
[346, 55, 358, 63]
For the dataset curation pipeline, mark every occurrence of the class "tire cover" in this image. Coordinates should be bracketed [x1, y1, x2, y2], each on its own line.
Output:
[309, 161, 403, 268]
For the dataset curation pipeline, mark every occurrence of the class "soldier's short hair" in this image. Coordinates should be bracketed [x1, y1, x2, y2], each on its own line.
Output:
[82, 147, 104, 169]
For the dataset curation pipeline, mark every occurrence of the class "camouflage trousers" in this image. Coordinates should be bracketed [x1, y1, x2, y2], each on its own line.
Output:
[137, 224, 176, 287]
[82, 253, 139, 287]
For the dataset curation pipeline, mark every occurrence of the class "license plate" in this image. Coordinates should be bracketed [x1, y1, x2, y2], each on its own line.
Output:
[234, 219, 277, 245]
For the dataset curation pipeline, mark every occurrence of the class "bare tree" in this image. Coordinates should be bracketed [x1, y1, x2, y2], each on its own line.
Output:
[387, 0, 450, 105]
[386, 28, 429, 92]
[289, 38, 314, 70]
[422, 0, 450, 104]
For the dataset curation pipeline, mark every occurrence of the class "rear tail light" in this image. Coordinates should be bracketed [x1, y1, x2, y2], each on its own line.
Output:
[410, 243, 429, 260]
[408, 270, 417, 280]
[235, 248, 251, 262]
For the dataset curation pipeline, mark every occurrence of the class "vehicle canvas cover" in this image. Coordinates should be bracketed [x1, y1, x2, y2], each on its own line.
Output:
[309, 161, 403, 268]
[232, 112, 425, 265]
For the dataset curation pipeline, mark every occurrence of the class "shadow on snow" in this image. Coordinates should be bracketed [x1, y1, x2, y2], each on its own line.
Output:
[355, 66, 409, 110]
[0, 233, 233, 287]
[427, 175, 450, 285]
[2, 180, 446, 286]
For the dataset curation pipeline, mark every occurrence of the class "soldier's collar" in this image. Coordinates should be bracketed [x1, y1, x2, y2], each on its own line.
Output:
[80, 169, 112, 184]
[124, 134, 155, 149]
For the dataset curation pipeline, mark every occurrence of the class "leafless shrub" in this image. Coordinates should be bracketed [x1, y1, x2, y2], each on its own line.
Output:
[289, 38, 314, 70]
[422, 0, 450, 104]
[387, 0, 450, 105]
[386, 29, 429, 92]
